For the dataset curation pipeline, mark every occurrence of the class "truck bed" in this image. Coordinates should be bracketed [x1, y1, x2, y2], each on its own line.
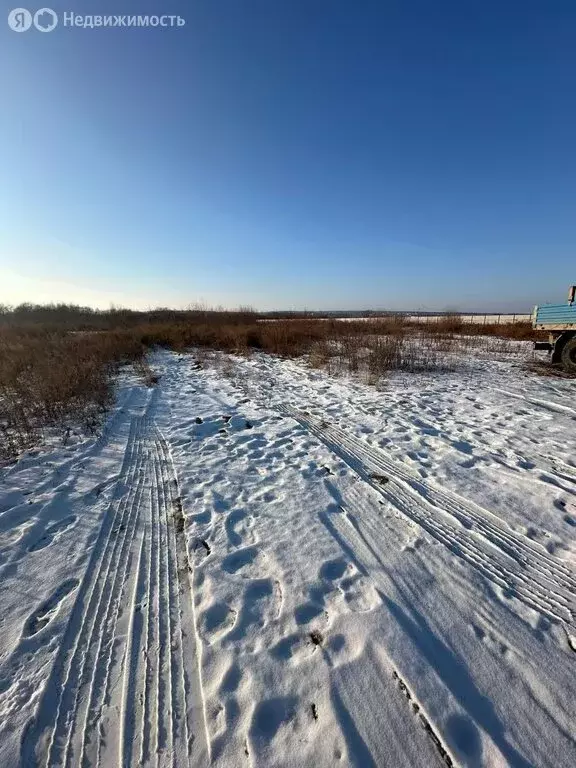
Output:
[533, 302, 576, 330]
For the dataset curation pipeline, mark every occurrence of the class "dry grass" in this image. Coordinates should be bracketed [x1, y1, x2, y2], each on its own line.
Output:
[0, 328, 144, 459]
[0, 305, 542, 459]
[408, 316, 540, 342]
[524, 360, 576, 380]
[315, 328, 459, 381]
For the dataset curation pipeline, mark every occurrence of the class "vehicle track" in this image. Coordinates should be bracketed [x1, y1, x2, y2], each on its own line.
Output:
[21, 415, 208, 768]
[495, 388, 576, 418]
[281, 406, 576, 635]
[232, 356, 576, 491]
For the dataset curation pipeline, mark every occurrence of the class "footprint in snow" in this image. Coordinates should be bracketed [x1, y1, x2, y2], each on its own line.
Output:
[201, 601, 238, 643]
[294, 603, 328, 626]
[219, 661, 242, 694]
[1, 519, 35, 547]
[221, 546, 262, 575]
[23, 579, 79, 637]
[317, 557, 380, 614]
[225, 578, 281, 643]
[249, 696, 299, 749]
[28, 515, 77, 553]
[189, 510, 212, 527]
[224, 509, 255, 547]
[319, 558, 348, 581]
[339, 574, 380, 612]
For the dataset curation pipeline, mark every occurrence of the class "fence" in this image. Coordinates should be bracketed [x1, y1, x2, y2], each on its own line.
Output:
[406, 313, 532, 325]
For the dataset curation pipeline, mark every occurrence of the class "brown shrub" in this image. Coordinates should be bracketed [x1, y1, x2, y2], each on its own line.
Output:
[0, 328, 144, 459]
[408, 318, 539, 342]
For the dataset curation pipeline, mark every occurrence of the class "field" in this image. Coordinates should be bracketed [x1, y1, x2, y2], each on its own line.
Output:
[0, 306, 544, 461]
[0, 309, 575, 767]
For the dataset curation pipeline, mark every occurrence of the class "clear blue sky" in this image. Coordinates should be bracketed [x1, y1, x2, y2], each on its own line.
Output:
[2, 0, 575, 311]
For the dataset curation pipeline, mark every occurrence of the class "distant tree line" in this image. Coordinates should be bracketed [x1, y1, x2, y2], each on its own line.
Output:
[0, 303, 528, 330]
[0, 303, 258, 330]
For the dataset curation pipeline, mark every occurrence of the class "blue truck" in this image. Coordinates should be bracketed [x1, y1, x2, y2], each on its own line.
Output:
[533, 285, 576, 372]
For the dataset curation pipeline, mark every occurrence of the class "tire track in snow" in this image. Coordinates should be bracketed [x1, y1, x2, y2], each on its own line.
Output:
[72, 428, 148, 768]
[21, 415, 208, 767]
[494, 388, 576, 418]
[139, 468, 160, 766]
[36, 416, 147, 767]
[0, 411, 143, 745]
[21, 415, 146, 767]
[233, 356, 576, 494]
[154, 428, 173, 764]
[151, 424, 210, 766]
[155, 428, 206, 765]
[299, 408, 576, 595]
[281, 406, 576, 634]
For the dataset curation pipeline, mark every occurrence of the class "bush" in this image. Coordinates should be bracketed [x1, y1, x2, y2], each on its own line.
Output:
[0, 328, 144, 459]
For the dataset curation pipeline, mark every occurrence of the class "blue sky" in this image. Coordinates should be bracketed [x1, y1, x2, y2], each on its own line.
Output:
[2, 1, 575, 311]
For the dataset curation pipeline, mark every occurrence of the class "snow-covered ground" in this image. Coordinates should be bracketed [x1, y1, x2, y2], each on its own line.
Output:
[1, 346, 575, 767]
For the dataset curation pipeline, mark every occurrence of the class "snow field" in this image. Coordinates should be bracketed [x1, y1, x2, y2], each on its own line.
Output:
[0, 346, 575, 767]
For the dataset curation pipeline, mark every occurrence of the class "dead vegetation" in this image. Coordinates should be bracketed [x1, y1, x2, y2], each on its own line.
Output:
[0, 304, 542, 460]
[0, 327, 144, 459]
[133, 357, 160, 387]
[524, 360, 576, 380]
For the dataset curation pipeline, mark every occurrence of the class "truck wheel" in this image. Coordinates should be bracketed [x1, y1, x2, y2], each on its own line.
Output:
[560, 337, 576, 372]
